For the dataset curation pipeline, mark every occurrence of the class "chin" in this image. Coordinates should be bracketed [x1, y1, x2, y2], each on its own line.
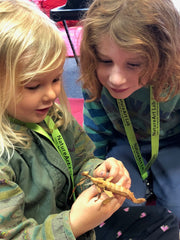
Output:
[110, 91, 132, 99]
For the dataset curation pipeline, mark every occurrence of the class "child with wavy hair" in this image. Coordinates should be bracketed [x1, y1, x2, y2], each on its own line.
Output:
[80, 0, 180, 233]
[0, 0, 178, 239]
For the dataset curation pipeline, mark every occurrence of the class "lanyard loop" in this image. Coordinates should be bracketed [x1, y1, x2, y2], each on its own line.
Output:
[117, 86, 160, 180]
[26, 116, 76, 201]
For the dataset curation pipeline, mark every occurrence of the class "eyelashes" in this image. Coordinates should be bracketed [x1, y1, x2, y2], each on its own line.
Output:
[97, 58, 141, 69]
[25, 78, 61, 90]
[25, 85, 39, 90]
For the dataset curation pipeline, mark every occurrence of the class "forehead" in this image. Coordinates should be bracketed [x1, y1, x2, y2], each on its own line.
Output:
[96, 35, 142, 60]
[24, 64, 64, 85]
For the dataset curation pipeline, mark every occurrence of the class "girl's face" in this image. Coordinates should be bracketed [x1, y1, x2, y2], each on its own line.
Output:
[96, 36, 147, 99]
[7, 65, 63, 123]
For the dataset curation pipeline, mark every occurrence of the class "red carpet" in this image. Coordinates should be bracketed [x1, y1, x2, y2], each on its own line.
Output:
[68, 98, 83, 126]
[56, 98, 83, 126]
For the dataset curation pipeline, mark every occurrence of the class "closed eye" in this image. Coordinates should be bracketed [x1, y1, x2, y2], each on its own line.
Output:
[25, 84, 40, 90]
[97, 57, 112, 64]
[127, 63, 141, 68]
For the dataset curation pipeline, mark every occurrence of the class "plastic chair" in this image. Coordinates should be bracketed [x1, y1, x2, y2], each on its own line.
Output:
[50, 0, 91, 65]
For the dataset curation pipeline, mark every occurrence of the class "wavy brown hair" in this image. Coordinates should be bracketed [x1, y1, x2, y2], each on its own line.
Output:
[80, 0, 180, 101]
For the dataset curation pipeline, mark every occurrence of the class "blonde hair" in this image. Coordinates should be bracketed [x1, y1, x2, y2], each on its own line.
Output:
[80, 0, 180, 101]
[0, 0, 72, 160]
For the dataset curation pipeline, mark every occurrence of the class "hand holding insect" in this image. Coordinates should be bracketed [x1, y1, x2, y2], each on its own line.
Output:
[81, 171, 146, 204]
[70, 158, 145, 238]
[92, 157, 145, 204]
[94, 157, 131, 188]
[70, 184, 122, 238]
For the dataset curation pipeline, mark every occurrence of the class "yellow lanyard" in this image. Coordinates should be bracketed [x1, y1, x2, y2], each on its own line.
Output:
[117, 86, 160, 180]
[25, 116, 76, 201]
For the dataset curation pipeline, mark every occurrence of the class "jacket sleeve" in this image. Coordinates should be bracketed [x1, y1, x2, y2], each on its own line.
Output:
[0, 163, 95, 240]
[82, 89, 114, 159]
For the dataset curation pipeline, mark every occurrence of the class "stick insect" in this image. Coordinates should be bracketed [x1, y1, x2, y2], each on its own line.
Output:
[76, 171, 146, 205]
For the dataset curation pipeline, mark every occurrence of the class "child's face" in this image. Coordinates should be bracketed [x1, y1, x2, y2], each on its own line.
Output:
[96, 35, 147, 99]
[7, 65, 63, 123]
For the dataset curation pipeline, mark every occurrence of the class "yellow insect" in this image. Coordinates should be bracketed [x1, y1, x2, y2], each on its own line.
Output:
[80, 171, 146, 204]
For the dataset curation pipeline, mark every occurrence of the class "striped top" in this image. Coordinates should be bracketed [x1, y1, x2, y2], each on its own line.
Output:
[83, 86, 180, 159]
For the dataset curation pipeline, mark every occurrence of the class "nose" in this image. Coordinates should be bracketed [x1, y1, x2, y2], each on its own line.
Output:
[109, 66, 127, 86]
[43, 85, 57, 102]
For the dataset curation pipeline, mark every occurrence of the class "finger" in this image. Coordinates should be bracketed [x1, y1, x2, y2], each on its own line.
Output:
[88, 191, 121, 212]
[93, 164, 108, 178]
[116, 168, 131, 189]
[105, 161, 127, 182]
[94, 160, 131, 189]
[114, 195, 126, 206]
[94, 157, 121, 177]
[99, 193, 123, 212]
[108, 161, 125, 179]
[104, 157, 120, 174]
[81, 185, 100, 200]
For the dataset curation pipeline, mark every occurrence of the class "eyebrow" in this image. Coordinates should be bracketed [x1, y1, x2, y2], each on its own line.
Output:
[96, 52, 111, 60]
[97, 51, 143, 62]
[96, 50, 107, 57]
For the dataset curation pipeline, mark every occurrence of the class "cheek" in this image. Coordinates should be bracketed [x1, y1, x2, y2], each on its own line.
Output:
[57, 84, 61, 95]
[7, 103, 15, 117]
[7, 98, 21, 115]
[96, 67, 107, 84]
[55, 81, 62, 95]
[6, 94, 19, 117]
[15, 93, 37, 114]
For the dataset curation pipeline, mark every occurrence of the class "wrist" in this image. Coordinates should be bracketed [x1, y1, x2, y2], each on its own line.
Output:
[70, 213, 87, 238]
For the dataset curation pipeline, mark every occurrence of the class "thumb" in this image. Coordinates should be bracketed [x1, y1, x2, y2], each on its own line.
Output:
[81, 185, 100, 200]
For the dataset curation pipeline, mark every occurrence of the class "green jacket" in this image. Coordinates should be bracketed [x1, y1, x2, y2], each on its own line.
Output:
[0, 118, 103, 239]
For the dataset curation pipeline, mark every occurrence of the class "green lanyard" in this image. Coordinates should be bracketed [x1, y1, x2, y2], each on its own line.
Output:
[26, 115, 76, 201]
[117, 86, 160, 180]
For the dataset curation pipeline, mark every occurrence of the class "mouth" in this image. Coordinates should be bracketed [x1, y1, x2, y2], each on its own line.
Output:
[110, 87, 129, 93]
[36, 106, 51, 115]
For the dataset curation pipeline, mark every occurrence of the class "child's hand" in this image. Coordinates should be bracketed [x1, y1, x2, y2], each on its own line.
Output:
[94, 157, 131, 192]
[69, 184, 122, 238]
